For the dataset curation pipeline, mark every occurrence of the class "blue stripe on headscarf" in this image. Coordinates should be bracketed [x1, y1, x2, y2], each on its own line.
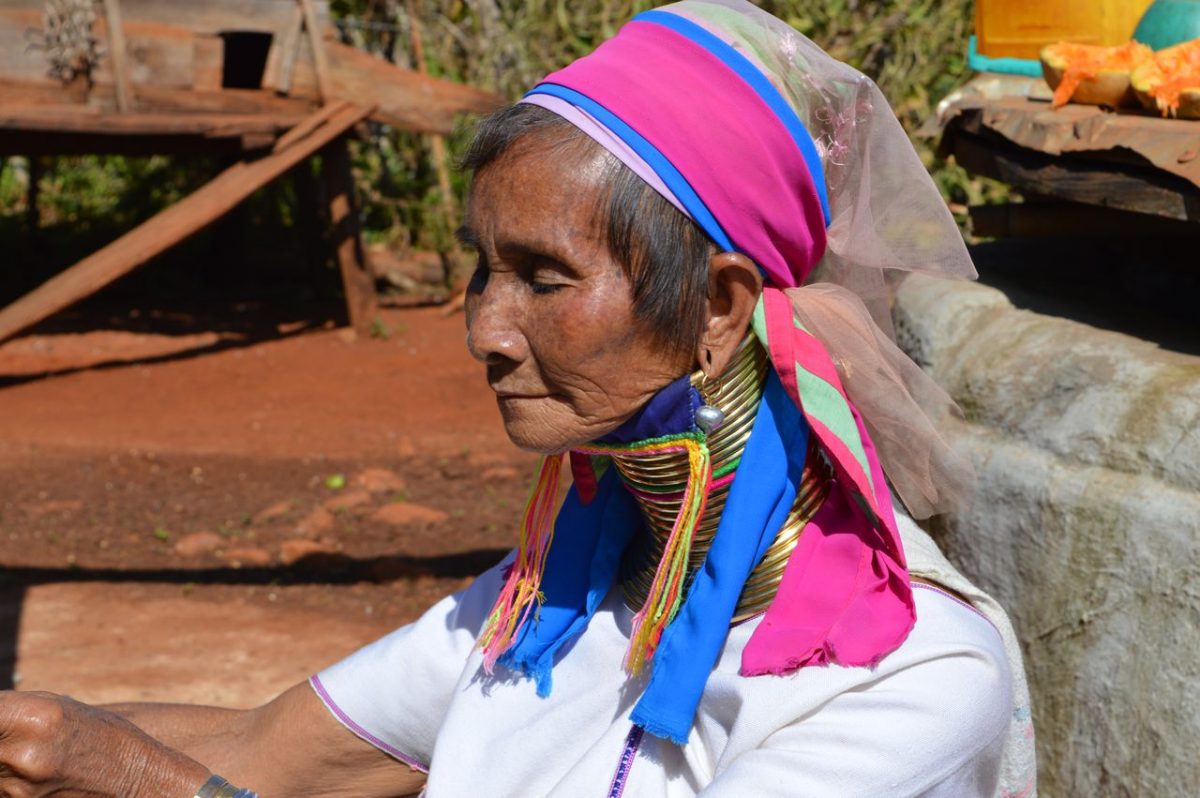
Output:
[632, 9, 833, 226]
[524, 83, 735, 251]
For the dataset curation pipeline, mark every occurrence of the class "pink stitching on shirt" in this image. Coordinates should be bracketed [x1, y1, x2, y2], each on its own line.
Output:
[309, 674, 430, 773]
[911, 582, 1003, 641]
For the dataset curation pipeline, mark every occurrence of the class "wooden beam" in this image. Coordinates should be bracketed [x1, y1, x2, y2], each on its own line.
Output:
[132, 86, 313, 116]
[320, 137, 377, 334]
[0, 77, 88, 107]
[949, 129, 1200, 223]
[101, 0, 135, 112]
[0, 130, 277, 157]
[0, 79, 314, 117]
[273, 4, 305, 95]
[272, 99, 348, 151]
[0, 102, 373, 343]
[0, 107, 304, 155]
[298, 0, 333, 104]
[324, 40, 503, 134]
[0, 108, 304, 138]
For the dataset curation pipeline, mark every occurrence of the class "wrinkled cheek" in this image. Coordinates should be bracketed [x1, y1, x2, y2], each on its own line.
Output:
[497, 398, 581, 453]
[534, 294, 638, 373]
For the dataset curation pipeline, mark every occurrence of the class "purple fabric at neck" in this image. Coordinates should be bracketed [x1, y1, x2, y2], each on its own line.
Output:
[597, 375, 699, 444]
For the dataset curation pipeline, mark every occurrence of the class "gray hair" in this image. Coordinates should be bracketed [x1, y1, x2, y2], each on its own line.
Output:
[461, 103, 713, 357]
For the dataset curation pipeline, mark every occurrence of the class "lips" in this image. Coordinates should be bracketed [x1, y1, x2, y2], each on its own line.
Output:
[494, 391, 549, 400]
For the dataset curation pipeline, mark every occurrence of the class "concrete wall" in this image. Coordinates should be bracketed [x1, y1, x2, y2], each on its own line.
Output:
[893, 275, 1200, 798]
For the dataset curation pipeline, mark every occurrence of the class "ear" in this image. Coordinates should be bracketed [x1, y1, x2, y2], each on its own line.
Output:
[696, 251, 763, 378]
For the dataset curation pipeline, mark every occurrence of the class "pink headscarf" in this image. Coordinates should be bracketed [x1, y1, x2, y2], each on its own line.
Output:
[519, 0, 976, 674]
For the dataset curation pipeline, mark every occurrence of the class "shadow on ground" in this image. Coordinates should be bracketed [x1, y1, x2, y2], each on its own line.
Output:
[971, 233, 1200, 357]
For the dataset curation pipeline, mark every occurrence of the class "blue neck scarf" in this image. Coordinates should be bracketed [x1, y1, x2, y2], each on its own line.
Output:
[496, 371, 808, 744]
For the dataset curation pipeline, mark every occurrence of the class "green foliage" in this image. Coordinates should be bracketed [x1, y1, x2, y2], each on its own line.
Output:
[0, 160, 25, 211]
[2, 155, 213, 230]
[338, 0, 1006, 246]
[369, 316, 392, 339]
[1, 1, 1006, 267]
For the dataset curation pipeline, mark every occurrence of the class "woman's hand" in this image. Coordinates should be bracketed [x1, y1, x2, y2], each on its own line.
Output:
[0, 690, 209, 798]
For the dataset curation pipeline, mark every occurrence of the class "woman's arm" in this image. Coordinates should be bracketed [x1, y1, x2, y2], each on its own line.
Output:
[0, 683, 422, 798]
[109, 681, 426, 798]
[104, 562, 511, 797]
[698, 650, 1010, 798]
[699, 591, 1013, 798]
[0, 690, 209, 797]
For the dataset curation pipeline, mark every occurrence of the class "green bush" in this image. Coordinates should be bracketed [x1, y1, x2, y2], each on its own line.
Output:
[1, 1, 1004, 273]
[339, 0, 1005, 254]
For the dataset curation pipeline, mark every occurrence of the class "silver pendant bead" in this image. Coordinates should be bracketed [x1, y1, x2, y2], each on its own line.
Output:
[695, 404, 726, 434]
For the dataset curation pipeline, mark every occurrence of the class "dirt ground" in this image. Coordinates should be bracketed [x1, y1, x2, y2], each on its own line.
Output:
[0, 305, 538, 707]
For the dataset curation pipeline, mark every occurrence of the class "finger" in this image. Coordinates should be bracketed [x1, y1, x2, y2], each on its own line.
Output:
[0, 694, 23, 741]
[0, 694, 66, 762]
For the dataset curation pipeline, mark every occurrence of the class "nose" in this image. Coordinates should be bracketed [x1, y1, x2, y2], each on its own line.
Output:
[465, 279, 529, 366]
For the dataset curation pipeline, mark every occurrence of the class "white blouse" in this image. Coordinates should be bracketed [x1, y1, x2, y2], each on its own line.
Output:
[312, 525, 1014, 797]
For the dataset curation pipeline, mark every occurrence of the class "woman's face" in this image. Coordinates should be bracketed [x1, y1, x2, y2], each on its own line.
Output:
[462, 138, 693, 454]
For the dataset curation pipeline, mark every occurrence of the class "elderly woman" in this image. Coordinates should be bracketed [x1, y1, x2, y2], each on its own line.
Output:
[0, 2, 1036, 797]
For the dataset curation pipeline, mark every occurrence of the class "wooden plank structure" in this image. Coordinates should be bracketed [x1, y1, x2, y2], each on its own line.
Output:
[938, 94, 1200, 224]
[946, 127, 1200, 223]
[0, 0, 502, 342]
[99, 0, 134, 112]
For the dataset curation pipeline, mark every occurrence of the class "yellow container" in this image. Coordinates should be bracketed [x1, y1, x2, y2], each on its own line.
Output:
[975, 0, 1155, 59]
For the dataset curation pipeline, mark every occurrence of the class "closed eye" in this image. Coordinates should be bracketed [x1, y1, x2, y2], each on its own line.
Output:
[522, 254, 572, 295]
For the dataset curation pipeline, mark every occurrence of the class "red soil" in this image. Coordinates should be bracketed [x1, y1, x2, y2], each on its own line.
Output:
[0, 306, 537, 706]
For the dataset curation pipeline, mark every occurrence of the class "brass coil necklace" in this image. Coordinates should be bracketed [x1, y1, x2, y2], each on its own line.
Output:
[614, 337, 831, 623]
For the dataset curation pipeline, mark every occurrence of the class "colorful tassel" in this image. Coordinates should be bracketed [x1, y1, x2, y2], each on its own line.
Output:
[575, 433, 713, 675]
[477, 453, 564, 673]
[480, 430, 715, 677]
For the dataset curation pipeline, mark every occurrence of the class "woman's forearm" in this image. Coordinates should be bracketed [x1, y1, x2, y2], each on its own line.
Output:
[114, 682, 425, 798]
[106, 701, 253, 765]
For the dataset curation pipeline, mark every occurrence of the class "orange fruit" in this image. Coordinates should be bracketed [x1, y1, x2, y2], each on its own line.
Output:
[1131, 38, 1200, 118]
[1040, 41, 1155, 108]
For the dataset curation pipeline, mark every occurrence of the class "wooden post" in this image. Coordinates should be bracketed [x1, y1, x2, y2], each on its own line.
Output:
[101, 0, 135, 112]
[274, 4, 306, 95]
[299, 0, 334, 104]
[406, 0, 460, 285]
[319, 137, 376, 335]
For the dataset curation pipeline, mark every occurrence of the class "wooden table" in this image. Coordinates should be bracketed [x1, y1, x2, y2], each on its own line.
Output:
[938, 95, 1200, 223]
